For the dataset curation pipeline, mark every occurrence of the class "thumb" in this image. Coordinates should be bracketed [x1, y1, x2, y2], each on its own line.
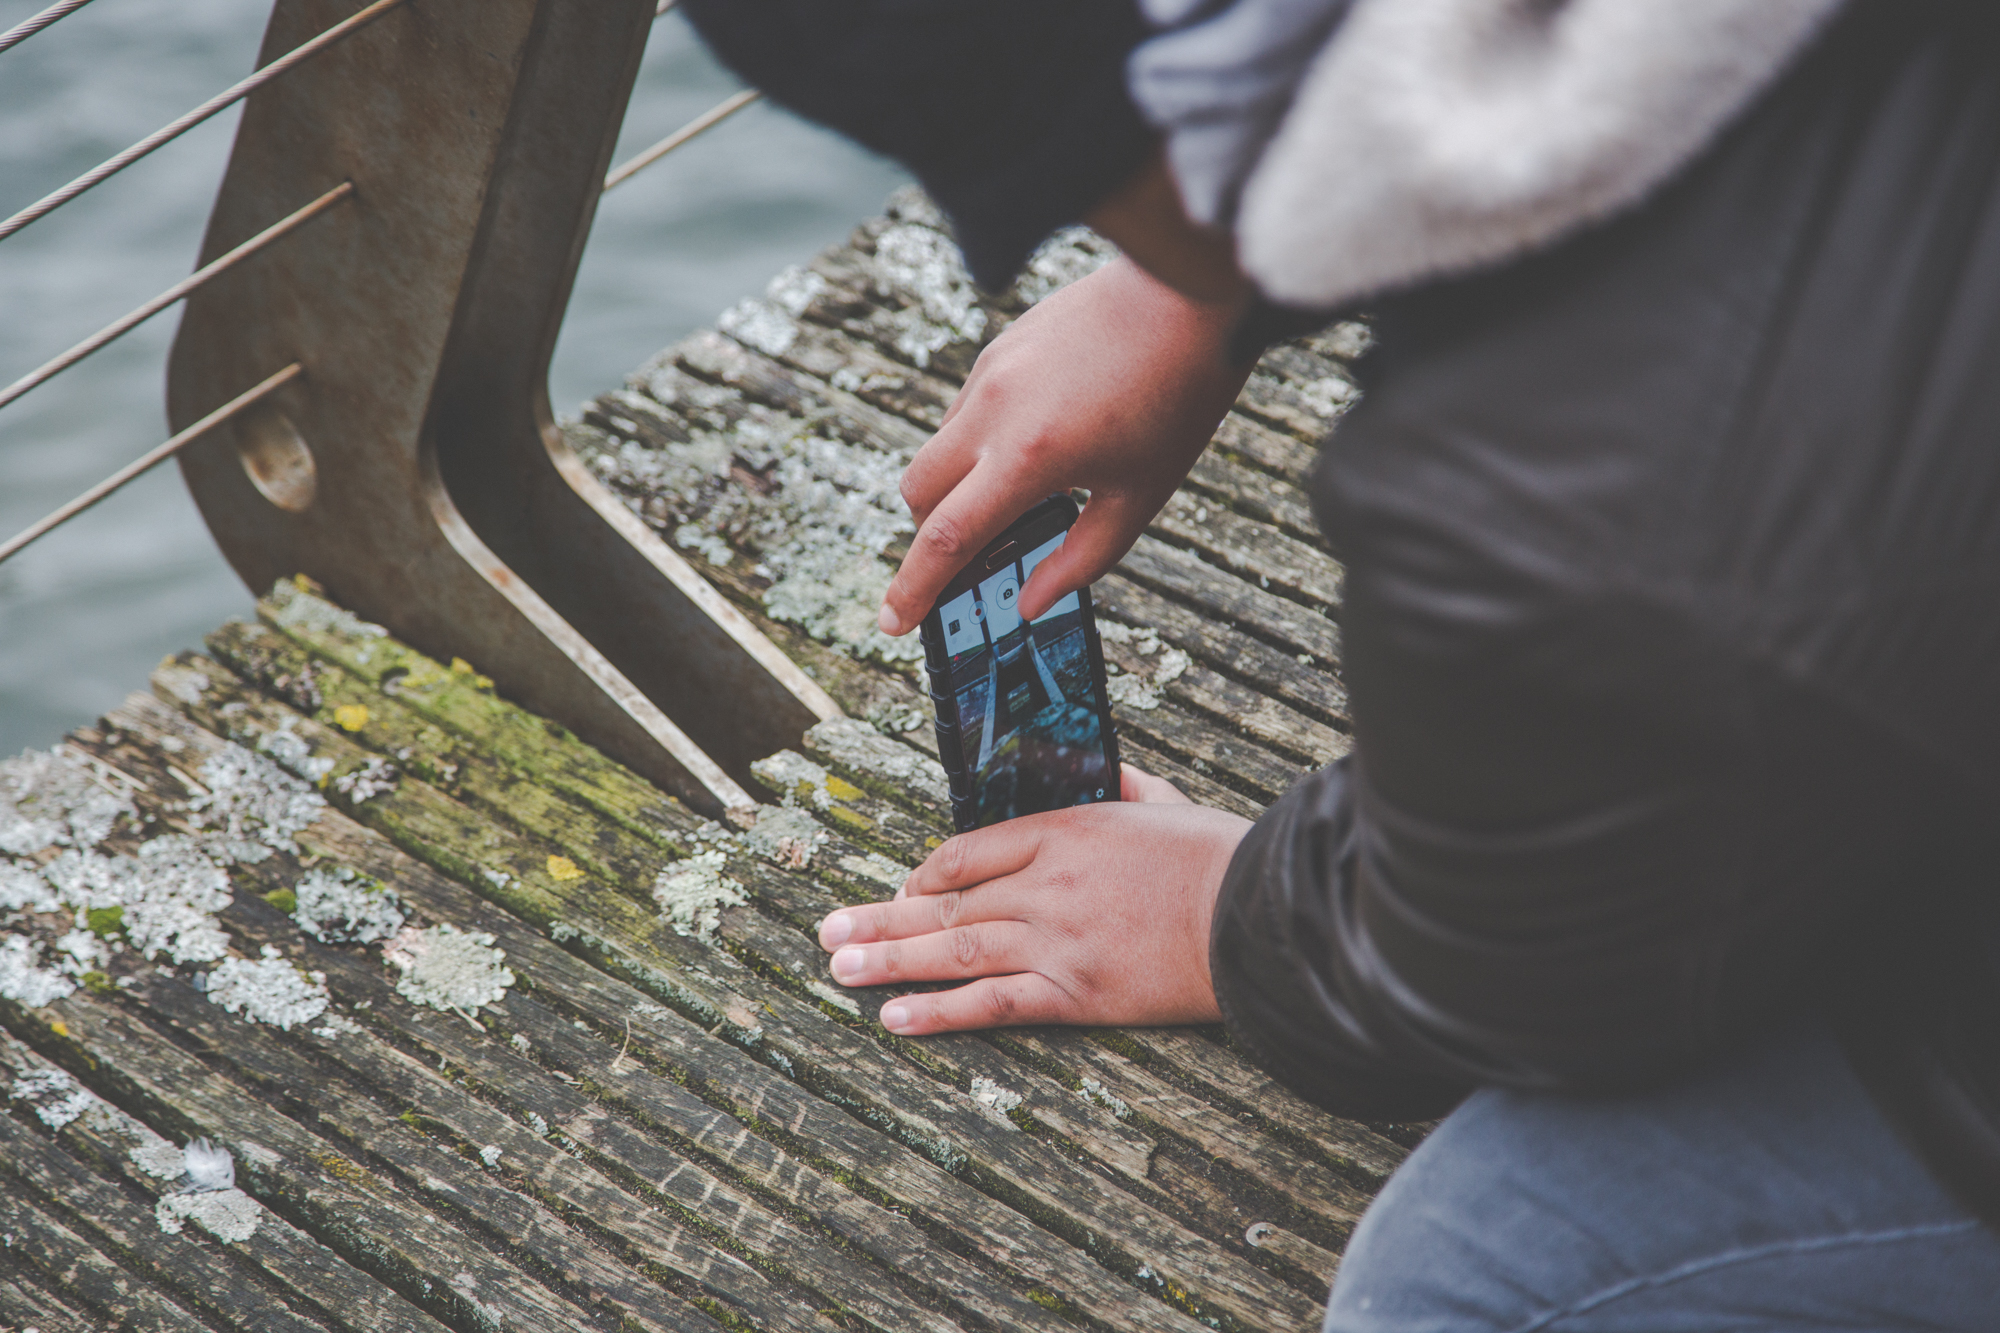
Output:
[1017, 492, 1151, 621]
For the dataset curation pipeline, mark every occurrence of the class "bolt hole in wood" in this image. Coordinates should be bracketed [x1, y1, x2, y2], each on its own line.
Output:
[235, 406, 317, 512]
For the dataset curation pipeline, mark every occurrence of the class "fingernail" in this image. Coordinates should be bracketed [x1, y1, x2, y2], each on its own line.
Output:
[877, 604, 899, 635]
[820, 912, 853, 948]
[881, 1002, 910, 1032]
[830, 947, 864, 982]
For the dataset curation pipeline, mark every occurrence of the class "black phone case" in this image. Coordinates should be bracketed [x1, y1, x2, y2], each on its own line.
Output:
[918, 498, 1122, 833]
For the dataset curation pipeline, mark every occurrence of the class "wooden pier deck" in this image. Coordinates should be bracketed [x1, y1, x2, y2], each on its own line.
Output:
[0, 192, 1407, 1333]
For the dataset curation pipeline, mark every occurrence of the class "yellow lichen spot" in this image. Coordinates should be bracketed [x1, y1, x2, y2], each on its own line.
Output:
[924, 836, 943, 850]
[332, 704, 370, 732]
[48, 1020, 68, 1037]
[546, 855, 584, 883]
[293, 573, 314, 592]
[824, 775, 865, 802]
[451, 657, 475, 675]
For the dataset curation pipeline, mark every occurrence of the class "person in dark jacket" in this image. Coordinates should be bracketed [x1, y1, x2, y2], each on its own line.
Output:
[684, 0, 2000, 1325]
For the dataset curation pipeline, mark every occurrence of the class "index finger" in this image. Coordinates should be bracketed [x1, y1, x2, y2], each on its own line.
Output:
[877, 459, 1044, 636]
[903, 816, 1050, 899]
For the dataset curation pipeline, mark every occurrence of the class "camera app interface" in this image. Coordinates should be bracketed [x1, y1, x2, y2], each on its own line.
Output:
[937, 530, 1112, 826]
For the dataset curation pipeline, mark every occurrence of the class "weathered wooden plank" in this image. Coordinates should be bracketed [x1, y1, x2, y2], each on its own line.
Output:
[1114, 736, 1267, 820]
[1093, 622, 1348, 771]
[1107, 1030, 1408, 1191]
[0, 1188, 205, 1333]
[0, 1113, 332, 1333]
[1115, 536, 1343, 663]
[1245, 1223, 1341, 1295]
[1093, 573, 1349, 728]
[1184, 450, 1325, 548]
[205, 620, 672, 891]
[6, 1038, 453, 1333]
[1237, 347, 1359, 444]
[108, 942, 898, 1333]
[3, 989, 628, 1333]
[0, 1273, 102, 1333]
[1097, 693, 1314, 805]
[995, 1032, 1370, 1244]
[1152, 493, 1345, 612]
[257, 578, 690, 857]
[145, 667, 1326, 1333]
[1211, 403, 1327, 488]
[102, 695, 1222, 1333]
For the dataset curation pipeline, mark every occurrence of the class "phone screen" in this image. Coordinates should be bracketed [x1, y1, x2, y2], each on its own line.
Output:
[929, 521, 1117, 829]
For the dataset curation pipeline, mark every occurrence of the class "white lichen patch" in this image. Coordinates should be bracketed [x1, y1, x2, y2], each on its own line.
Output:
[1012, 226, 1121, 306]
[9, 1066, 94, 1129]
[265, 578, 388, 643]
[331, 757, 398, 804]
[0, 935, 74, 1006]
[750, 750, 834, 811]
[1079, 1077, 1132, 1119]
[311, 1013, 361, 1039]
[1096, 621, 1163, 656]
[255, 714, 334, 783]
[837, 852, 909, 892]
[479, 1144, 502, 1168]
[54, 928, 105, 977]
[129, 1133, 189, 1182]
[292, 866, 403, 945]
[186, 743, 325, 862]
[157, 1186, 261, 1243]
[652, 852, 746, 941]
[579, 361, 929, 669]
[804, 719, 950, 805]
[871, 223, 988, 367]
[45, 834, 233, 966]
[0, 747, 135, 856]
[383, 924, 514, 1016]
[969, 1076, 1024, 1124]
[1314, 320, 1373, 361]
[1103, 648, 1191, 712]
[716, 263, 831, 359]
[0, 859, 58, 914]
[743, 805, 825, 870]
[206, 947, 331, 1030]
[866, 699, 928, 735]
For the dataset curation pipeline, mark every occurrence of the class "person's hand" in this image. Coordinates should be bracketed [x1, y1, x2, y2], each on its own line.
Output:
[876, 255, 1253, 635]
[815, 766, 1252, 1034]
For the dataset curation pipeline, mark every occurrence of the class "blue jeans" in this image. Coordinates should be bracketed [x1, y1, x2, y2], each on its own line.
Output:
[1324, 1028, 2000, 1332]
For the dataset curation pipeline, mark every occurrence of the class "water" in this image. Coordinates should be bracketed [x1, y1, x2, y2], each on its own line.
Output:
[0, 0, 908, 756]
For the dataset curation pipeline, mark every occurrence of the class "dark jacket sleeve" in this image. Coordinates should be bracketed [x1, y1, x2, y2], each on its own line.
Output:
[680, 0, 1157, 289]
[1211, 581, 1761, 1121]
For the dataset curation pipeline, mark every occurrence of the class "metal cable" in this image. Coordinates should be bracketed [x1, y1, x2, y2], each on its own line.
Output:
[0, 0, 405, 245]
[0, 182, 351, 416]
[0, 363, 303, 567]
[0, 0, 97, 57]
[602, 89, 760, 193]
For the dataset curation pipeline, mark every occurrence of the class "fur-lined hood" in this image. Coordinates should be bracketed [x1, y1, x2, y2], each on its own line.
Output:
[1231, 0, 1844, 308]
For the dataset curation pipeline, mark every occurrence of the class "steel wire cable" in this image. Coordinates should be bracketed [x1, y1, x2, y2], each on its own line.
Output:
[0, 363, 303, 567]
[0, 0, 97, 58]
[602, 89, 761, 193]
[0, 0, 405, 245]
[0, 182, 352, 416]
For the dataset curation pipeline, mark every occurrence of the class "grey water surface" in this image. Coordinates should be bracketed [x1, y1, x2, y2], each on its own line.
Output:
[0, 0, 908, 756]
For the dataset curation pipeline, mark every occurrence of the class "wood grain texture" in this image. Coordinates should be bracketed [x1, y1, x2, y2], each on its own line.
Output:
[0, 192, 1417, 1332]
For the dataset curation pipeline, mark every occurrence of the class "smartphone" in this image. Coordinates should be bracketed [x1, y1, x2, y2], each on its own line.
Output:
[920, 495, 1122, 833]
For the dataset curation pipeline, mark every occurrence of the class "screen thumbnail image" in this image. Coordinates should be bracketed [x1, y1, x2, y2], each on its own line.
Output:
[937, 531, 1112, 825]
